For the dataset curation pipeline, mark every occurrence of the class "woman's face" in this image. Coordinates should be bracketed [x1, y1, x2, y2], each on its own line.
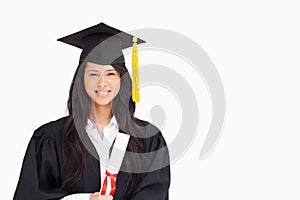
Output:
[84, 62, 121, 107]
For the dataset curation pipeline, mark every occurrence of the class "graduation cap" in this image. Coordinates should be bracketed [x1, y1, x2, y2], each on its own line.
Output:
[57, 22, 145, 103]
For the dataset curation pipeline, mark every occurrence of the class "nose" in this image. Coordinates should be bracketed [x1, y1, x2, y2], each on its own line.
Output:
[97, 73, 107, 87]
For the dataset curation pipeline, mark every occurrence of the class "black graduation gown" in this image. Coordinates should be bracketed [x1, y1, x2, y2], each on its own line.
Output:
[13, 117, 170, 200]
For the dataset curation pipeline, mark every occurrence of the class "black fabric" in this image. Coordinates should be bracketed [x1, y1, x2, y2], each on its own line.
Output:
[57, 22, 145, 65]
[13, 117, 170, 200]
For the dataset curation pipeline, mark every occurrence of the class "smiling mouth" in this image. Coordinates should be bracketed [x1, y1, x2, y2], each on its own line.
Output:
[95, 90, 111, 96]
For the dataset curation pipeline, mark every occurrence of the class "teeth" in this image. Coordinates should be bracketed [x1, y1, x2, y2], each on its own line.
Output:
[96, 90, 110, 95]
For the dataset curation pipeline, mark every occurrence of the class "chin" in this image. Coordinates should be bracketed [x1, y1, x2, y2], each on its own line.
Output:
[93, 99, 113, 107]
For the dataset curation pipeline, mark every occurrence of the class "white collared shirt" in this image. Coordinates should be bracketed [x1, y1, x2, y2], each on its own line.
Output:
[62, 116, 129, 200]
[86, 115, 119, 144]
[85, 116, 119, 187]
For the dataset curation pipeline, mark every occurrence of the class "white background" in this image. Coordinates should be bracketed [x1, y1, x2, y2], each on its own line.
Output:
[1, 0, 300, 199]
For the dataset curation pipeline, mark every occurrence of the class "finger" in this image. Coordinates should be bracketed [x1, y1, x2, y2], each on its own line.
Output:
[90, 192, 100, 198]
[101, 195, 113, 200]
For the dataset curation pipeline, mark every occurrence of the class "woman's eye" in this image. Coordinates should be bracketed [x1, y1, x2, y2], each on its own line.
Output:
[89, 73, 99, 76]
[107, 73, 116, 76]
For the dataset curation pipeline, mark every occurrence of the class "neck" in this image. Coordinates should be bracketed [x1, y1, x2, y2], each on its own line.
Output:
[89, 102, 113, 127]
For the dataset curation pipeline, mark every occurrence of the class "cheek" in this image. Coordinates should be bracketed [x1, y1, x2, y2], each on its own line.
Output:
[110, 79, 121, 95]
[83, 75, 89, 92]
[84, 75, 97, 91]
[84, 76, 94, 95]
[115, 80, 121, 96]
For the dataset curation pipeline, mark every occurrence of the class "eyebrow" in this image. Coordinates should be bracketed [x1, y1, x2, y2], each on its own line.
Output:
[87, 69, 116, 72]
[87, 70, 100, 72]
[106, 69, 116, 72]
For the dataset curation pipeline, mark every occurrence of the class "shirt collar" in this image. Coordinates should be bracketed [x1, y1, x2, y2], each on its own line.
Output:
[86, 115, 119, 145]
[107, 115, 119, 130]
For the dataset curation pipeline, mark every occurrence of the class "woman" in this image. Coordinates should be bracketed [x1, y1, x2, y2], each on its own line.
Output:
[13, 23, 170, 200]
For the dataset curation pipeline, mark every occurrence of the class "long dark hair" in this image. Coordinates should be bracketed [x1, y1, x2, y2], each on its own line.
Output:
[62, 62, 144, 193]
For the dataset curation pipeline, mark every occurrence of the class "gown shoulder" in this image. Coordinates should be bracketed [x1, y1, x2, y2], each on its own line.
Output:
[133, 117, 167, 152]
[33, 116, 68, 140]
[13, 116, 69, 200]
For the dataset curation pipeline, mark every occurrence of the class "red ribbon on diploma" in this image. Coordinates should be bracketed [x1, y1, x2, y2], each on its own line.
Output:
[100, 170, 118, 195]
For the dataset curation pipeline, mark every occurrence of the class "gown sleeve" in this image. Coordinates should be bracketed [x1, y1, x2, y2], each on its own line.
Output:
[130, 131, 171, 200]
[13, 128, 69, 200]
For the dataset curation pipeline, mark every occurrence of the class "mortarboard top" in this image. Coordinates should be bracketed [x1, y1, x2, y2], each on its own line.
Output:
[57, 22, 145, 65]
[57, 22, 144, 102]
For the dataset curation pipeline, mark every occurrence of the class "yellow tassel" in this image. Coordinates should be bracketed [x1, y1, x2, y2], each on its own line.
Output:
[132, 36, 140, 102]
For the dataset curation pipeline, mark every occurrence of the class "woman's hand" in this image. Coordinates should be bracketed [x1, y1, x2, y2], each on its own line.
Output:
[89, 192, 113, 200]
